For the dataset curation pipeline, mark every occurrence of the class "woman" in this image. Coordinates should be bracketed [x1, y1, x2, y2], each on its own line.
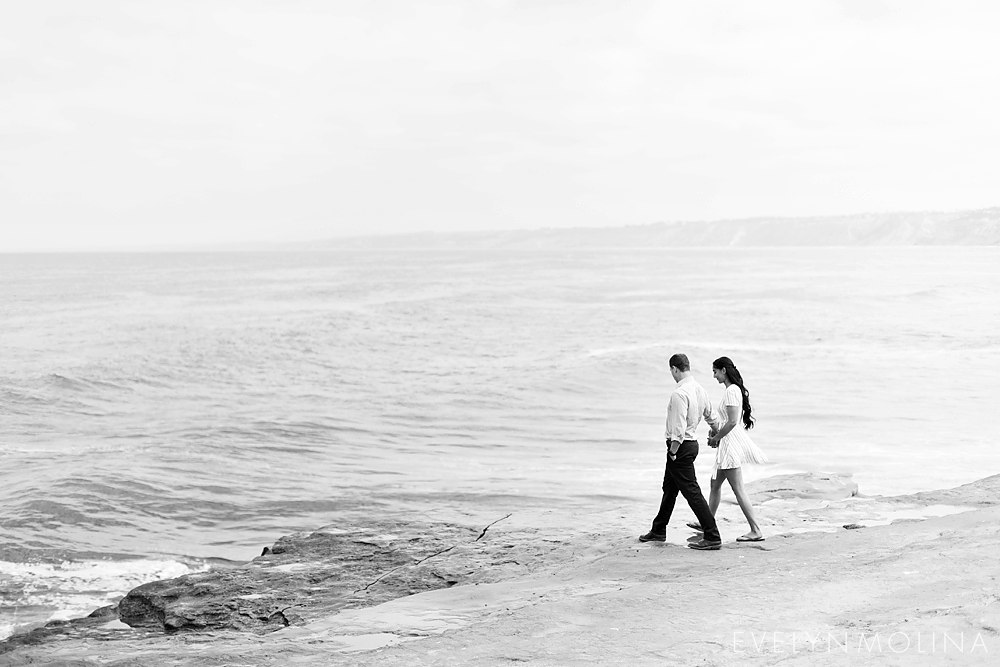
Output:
[703, 356, 768, 542]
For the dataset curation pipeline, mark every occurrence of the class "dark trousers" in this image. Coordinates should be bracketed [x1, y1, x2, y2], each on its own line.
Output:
[650, 440, 720, 542]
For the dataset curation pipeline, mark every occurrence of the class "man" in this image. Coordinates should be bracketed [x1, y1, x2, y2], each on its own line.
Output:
[639, 353, 723, 550]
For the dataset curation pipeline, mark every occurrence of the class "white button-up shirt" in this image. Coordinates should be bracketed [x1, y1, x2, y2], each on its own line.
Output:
[665, 376, 719, 443]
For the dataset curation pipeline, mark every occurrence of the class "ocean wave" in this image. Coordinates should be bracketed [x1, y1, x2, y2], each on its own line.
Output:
[3, 499, 134, 530]
[45, 373, 130, 393]
[586, 342, 670, 358]
[0, 386, 49, 410]
[163, 418, 375, 448]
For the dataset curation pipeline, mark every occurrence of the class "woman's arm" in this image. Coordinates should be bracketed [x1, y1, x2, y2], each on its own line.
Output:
[708, 405, 740, 446]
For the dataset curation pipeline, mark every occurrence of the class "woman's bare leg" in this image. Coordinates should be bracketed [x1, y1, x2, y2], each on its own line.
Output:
[708, 472, 726, 517]
[723, 468, 762, 538]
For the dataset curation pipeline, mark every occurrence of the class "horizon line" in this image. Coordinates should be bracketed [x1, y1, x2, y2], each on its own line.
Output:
[3, 204, 999, 253]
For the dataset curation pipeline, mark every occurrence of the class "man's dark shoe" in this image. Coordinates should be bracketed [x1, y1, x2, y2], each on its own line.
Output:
[688, 539, 722, 550]
[638, 531, 666, 543]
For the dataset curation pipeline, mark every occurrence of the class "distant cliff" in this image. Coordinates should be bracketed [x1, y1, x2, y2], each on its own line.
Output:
[319, 207, 1000, 249]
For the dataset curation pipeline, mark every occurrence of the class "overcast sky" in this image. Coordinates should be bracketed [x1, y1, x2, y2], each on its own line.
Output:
[2, 0, 999, 250]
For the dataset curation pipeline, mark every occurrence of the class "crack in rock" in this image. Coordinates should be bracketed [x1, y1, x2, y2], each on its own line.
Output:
[476, 513, 513, 542]
[355, 513, 514, 595]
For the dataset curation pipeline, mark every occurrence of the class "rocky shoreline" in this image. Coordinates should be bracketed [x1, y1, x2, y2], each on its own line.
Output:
[3, 472, 999, 665]
[0, 512, 532, 647]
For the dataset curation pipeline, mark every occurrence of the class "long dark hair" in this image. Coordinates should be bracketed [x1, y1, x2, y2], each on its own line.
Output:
[713, 356, 754, 430]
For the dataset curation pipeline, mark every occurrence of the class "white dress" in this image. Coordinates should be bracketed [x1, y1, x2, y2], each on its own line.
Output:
[713, 384, 768, 478]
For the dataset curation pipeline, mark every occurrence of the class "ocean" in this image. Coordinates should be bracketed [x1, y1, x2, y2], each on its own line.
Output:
[1, 247, 999, 639]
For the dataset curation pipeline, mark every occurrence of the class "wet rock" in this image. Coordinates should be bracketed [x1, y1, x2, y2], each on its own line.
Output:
[0, 605, 150, 653]
[116, 521, 482, 634]
[0, 511, 569, 655]
[904, 473, 1000, 506]
[747, 472, 860, 501]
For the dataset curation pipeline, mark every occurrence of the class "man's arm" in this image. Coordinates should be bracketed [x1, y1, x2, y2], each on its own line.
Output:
[665, 391, 687, 456]
[703, 391, 721, 432]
